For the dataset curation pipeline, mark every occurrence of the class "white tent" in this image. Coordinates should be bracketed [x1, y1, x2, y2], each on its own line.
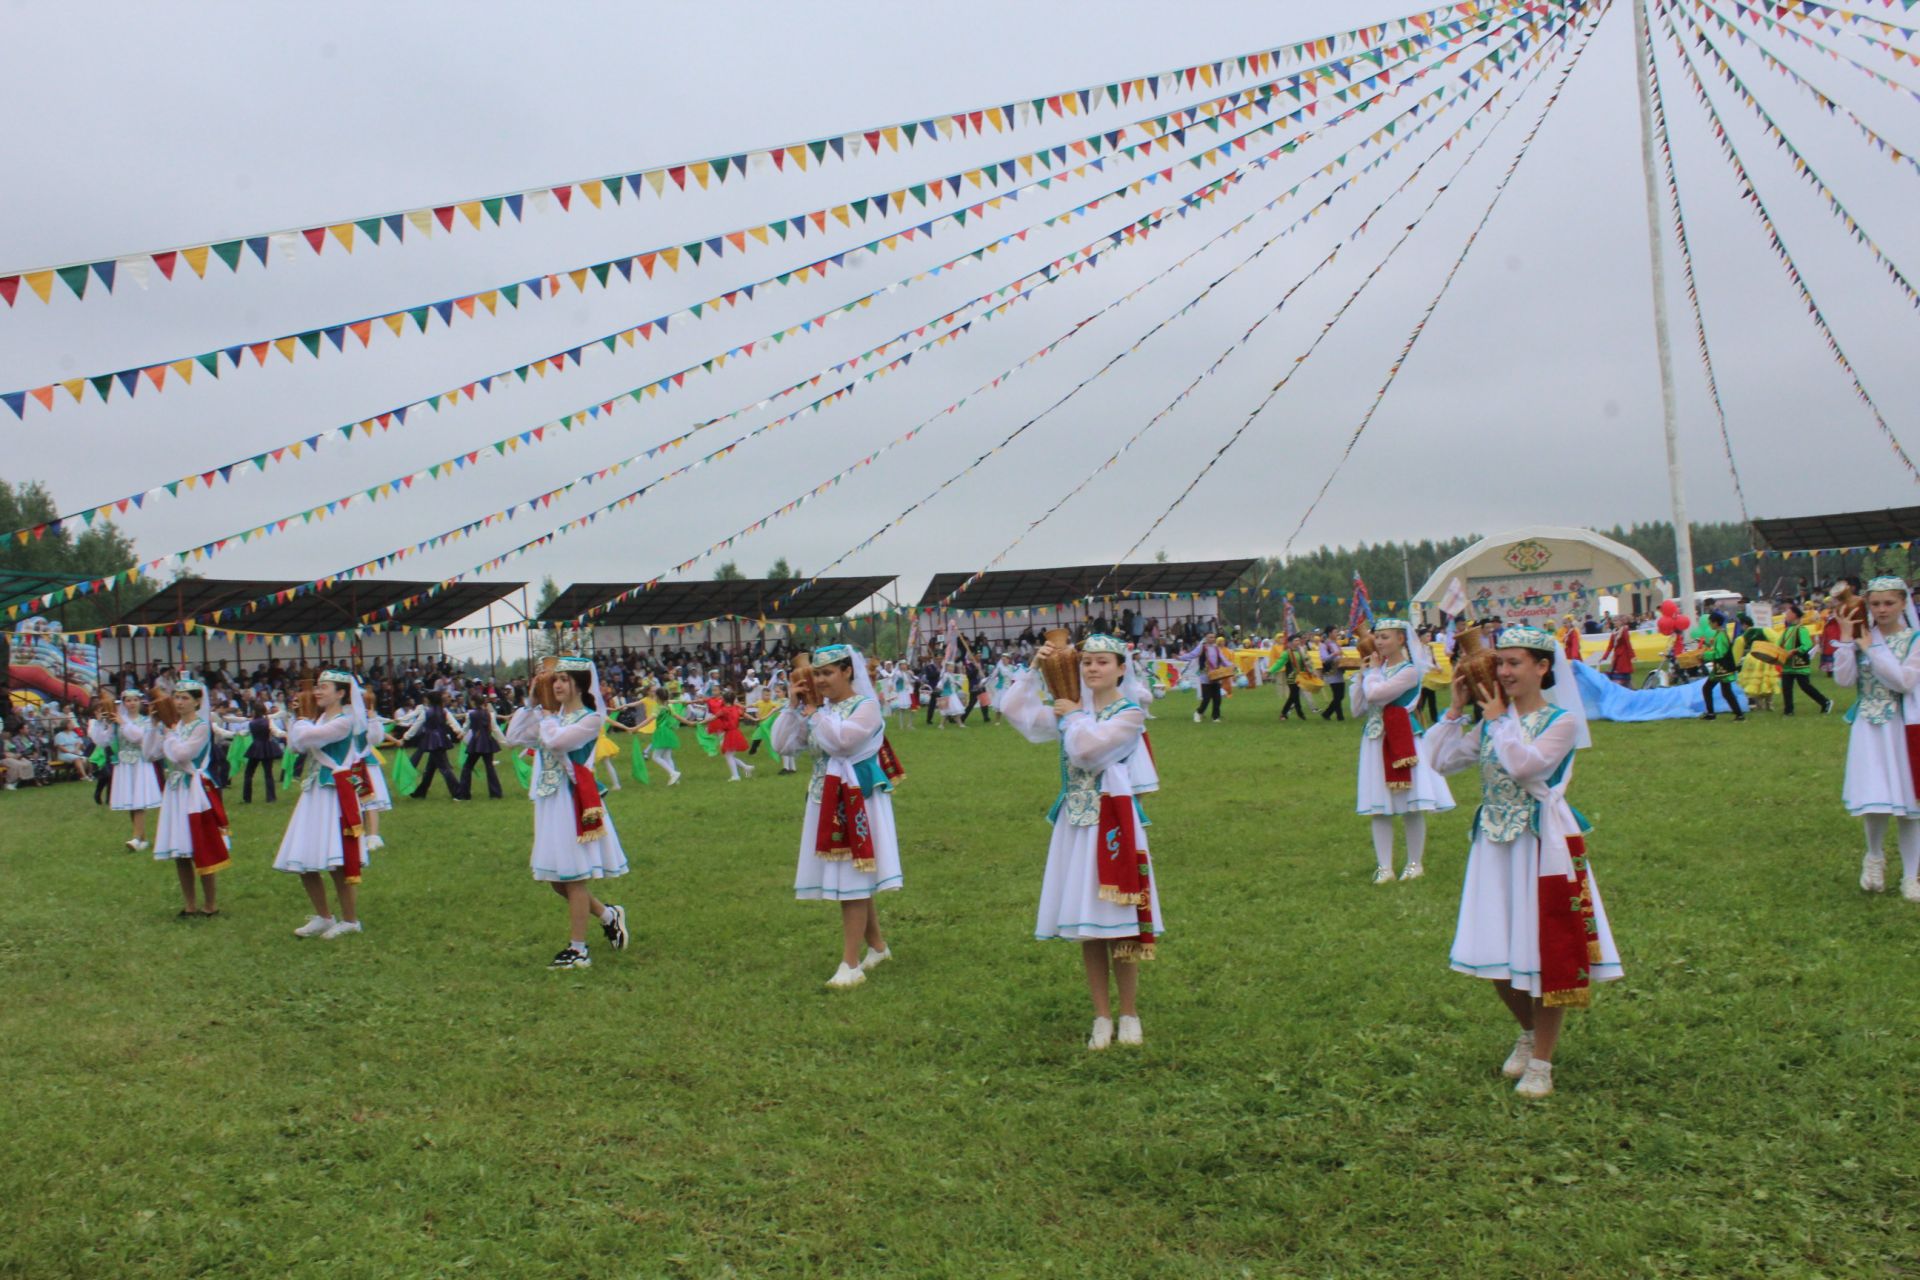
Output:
[1412, 526, 1671, 625]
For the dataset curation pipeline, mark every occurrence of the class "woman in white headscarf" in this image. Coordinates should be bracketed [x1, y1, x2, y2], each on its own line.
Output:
[274, 669, 372, 939]
[1833, 576, 1920, 901]
[1349, 619, 1454, 884]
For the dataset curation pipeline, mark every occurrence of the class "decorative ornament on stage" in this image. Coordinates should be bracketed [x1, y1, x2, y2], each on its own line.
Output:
[1038, 628, 1082, 704]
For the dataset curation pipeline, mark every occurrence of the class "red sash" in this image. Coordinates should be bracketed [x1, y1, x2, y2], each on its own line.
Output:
[1097, 793, 1156, 961]
[1381, 704, 1419, 790]
[1539, 834, 1600, 1008]
[877, 738, 904, 784]
[1141, 730, 1157, 769]
[1906, 726, 1920, 799]
[815, 774, 877, 873]
[568, 762, 607, 843]
[188, 781, 231, 876]
[331, 770, 366, 883]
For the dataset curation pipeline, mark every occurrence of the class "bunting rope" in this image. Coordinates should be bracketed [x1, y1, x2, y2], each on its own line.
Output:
[1673, 0, 1920, 309]
[1700, 0, 1920, 97]
[1646, 0, 1754, 525]
[1680, 0, 1920, 178]
[8, 3, 1546, 622]
[1279, 4, 1607, 557]
[934, 4, 1591, 613]
[770, 8, 1590, 619]
[0, 3, 1476, 304]
[1657, 0, 1918, 474]
[3, 4, 1534, 542]
[3, 25, 1454, 415]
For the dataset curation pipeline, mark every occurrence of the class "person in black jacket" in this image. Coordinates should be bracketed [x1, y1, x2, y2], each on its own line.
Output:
[404, 691, 468, 800]
[242, 699, 285, 802]
[459, 698, 504, 799]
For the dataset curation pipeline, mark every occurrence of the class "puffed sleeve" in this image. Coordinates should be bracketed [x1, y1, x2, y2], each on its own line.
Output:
[1422, 712, 1481, 775]
[770, 706, 812, 756]
[288, 714, 356, 753]
[164, 720, 210, 765]
[1000, 669, 1062, 744]
[1486, 711, 1578, 782]
[1864, 637, 1920, 695]
[1061, 704, 1145, 773]
[538, 711, 602, 754]
[88, 720, 113, 749]
[118, 713, 146, 746]
[809, 698, 884, 758]
[1351, 662, 1417, 714]
[503, 706, 545, 747]
[1833, 642, 1860, 689]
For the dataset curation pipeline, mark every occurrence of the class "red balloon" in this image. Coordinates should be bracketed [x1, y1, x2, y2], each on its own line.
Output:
[1657, 616, 1679, 635]
[1658, 599, 1679, 615]
[1674, 614, 1691, 631]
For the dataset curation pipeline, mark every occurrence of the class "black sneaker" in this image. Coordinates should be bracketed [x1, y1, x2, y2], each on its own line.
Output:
[549, 946, 591, 970]
[601, 904, 630, 951]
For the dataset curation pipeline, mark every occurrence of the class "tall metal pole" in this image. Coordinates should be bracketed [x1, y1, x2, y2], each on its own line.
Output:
[1632, 0, 1696, 608]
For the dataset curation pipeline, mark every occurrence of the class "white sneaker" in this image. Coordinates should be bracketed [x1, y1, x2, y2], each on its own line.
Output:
[1514, 1058, 1554, 1099]
[727, 776, 740, 784]
[365, 834, 384, 852]
[1087, 1017, 1114, 1051]
[741, 763, 755, 777]
[1501, 1032, 1536, 1078]
[858, 946, 891, 973]
[1862, 853, 1887, 893]
[1399, 863, 1425, 882]
[1116, 1015, 1143, 1046]
[825, 962, 866, 989]
[319, 919, 363, 940]
[1372, 866, 1395, 885]
[124, 837, 140, 851]
[293, 915, 335, 938]
[667, 772, 681, 787]
[1192, 711, 1202, 724]
[1903, 877, 1920, 903]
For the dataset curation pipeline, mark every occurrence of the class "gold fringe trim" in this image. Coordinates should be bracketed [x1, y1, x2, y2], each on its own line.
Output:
[582, 807, 604, 825]
[345, 874, 362, 885]
[817, 849, 852, 863]
[1111, 940, 1156, 963]
[1390, 755, 1421, 770]
[853, 858, 876, 874]
[1386, 780, 1412, 791]
[1098, 886, 1149, 907]
[344, 823, 364, 839]
[1542, 988, 1590, 1009]
[1588, 941, 1604, 962]
[196, 858, 231, 877]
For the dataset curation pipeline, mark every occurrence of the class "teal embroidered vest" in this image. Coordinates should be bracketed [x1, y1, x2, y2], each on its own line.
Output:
[1471, 705, 1588, 842]
[1847, 630, 1918, 728]
[1048, 699, 1140, 828]
[1362, 662, 1422, 741]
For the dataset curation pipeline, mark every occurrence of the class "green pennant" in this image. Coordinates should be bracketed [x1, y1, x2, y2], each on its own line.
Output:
[953, 209, 968, 227]
[807, 139, 827, 162]
[56, 265, 89, 299]
[902, 121, 919, 143]
[590, 262, 612, 287]
[600, 177, 622, 204]
[91, 374, 114, 401]
[851, 198, 869, 220]
[770, 219, 788, 239]
[409, 306, 430, 331]
[165, 481, 181, 496]
[480, 198, 504, 225]
[909, 183, 928, 205]
[601, 335, 618, 354]
[684, 242, 703, 265]
[196, 352, 220, 377]
[501, 282, 520, 307]
[689, 302, 704, 319]
[356, 217, 384, 243]
[298, 331, 323, 357]
[711, 155, 730, 181]
[212, 241, 245, 271]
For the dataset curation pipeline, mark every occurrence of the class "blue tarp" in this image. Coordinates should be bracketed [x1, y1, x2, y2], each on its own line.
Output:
[1573, 660, 1747, 722]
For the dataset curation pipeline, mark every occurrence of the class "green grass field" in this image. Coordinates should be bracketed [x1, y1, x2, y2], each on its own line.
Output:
[3, 685, 1917, 1278]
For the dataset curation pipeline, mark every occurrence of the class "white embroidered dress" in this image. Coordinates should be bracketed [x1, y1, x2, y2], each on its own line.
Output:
[1349, 661, 1455, 816]
[1425, 705, 1622, 997]
[358, 712, 394, 813]
[273, 712, 362, 874]
[771, 695, 902, 901]
[1833, 629, 1920, 817]
[90, 712, 162, 811]
[149, 717, 223, 863]
[504, 707, 628, 882]
[1002, 670, 1164, 944]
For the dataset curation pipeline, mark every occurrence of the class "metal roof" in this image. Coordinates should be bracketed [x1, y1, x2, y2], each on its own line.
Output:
[115, 578, 521, 633]
[538, 576, 897, 626]
[917, 559, 1256, 609]
[0, 568, 93, 615]
[1751, 507, 1920, 553]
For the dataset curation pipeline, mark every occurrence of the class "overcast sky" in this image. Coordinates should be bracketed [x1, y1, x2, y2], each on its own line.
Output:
[4, 0, 1917, 650]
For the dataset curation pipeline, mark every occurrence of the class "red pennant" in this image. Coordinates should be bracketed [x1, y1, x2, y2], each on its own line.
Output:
[434, 206, 456, 231]
[0, 277, 17, 306]
[152, 250, 178, 279]
[551, 185, 572, 210]
[303, 227, 327, 254]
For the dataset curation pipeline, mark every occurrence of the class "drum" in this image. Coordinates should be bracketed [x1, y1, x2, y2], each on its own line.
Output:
[1674, 648, 1706, 670]
[1207, 665, 1239, 684]
[1298, 673, 1326, 692]
[1749, 640, 1787, 668]
[1335, 654, 1364, 671]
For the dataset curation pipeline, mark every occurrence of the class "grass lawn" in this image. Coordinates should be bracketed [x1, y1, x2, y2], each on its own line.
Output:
[3, 683, 1917, 1278]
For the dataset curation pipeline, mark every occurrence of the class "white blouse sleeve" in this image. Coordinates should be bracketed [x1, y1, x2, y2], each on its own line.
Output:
[538, 712, 601, 754]
[769, 706, 813, 756]
[1061, 704, 1146, 773]
[1833, 643, 1860, 689]
[503, 707, 545, 748]
[1864, 638, 1920, 695]
[88, 721, 113, 749]
[999, 669, 1062, 745]
[118, 714, 146, 746]
[288, 714, 356, 753]
[1486, 712, 1578, 783]
[1351, 663, 1416, 714]
[164, 720, 209, 765]
[809, 699, 880, 757]
[1422, 712, 1481, 775]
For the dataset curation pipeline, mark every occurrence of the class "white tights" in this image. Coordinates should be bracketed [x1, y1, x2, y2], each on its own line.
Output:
[651, 749, 677, 775]
[1371, 814, 1427, 874]
[725, 752, 753, 780]
[1861, 813, 1920, 880]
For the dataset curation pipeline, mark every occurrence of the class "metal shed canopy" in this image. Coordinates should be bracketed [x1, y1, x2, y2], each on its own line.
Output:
[538, 576, 896, 626]
[115, 578, 523, 632]
[916, 559, 1255, 610]
[1751, 507, 1920, 553]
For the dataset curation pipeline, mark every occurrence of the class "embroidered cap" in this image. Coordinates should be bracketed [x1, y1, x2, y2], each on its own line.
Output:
[1081, 633, 1128, 655]
[1495, 625, 1557, 652]
[1371, 617, 1413, 634]
[1865, 575, 1910, 594]
[553, 656, 594, 673]
[173, 676, 206, 693]
[811, 643, 855, 664]
[318, 668, 355, 686]
[118, 688, 142, 702]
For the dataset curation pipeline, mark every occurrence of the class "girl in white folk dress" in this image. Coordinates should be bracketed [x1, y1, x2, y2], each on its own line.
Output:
[502, 657, 630, 970]
[358, 689, 394, 853]
[1003, 634, 1162, 1051]
[274, 671, 375, 940]
[90, 688, 161, 851]
[1832, 576, 1920, 901]
[1349, 618, 1454, 884]
[770, 644, 902, 989]
[148, 678, 231, 918]
[1424, 626, 1622, 1100]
